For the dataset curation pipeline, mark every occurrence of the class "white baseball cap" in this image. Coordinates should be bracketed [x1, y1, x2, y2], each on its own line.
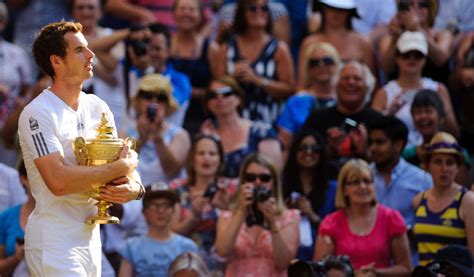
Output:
[319, 0, 360, 18]
[396, 31, 428, 55]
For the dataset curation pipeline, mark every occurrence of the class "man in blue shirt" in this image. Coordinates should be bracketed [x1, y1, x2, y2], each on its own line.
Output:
[369, 116, 432, 227]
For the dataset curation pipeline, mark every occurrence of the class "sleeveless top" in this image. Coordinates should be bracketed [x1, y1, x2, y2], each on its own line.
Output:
[168, 38, 213, 89]
[226, 36, 281, 124]
[414, 187, 468, 265]
[383, 78, 438, 148]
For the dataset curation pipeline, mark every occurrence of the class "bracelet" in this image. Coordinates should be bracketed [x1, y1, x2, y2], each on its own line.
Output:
[136, 182, 145, 200]
[261, 78, 270, 88]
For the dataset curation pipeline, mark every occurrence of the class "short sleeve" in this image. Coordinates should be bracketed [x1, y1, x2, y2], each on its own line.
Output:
[385, 207, 407, 238]
[18, 104, 62, 159]
[318, 211, 339, 238]
[277, 101, 296, 135]
[118, 239, 134, 262]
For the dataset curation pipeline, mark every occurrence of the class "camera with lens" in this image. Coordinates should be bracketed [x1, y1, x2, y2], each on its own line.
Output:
[288, 255, 354, 277]
[128, 39, 148, 56]
[245, 186, 273, 227]
[146, 105, 158, 122]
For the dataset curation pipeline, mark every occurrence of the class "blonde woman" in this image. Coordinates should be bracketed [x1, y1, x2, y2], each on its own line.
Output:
[215, 153, 300, 276]
[314, 159, 412, 276]
[277, 42, 340, 150]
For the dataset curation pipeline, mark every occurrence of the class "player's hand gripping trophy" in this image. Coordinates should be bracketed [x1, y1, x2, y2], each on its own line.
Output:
[74, 113, 136, 224]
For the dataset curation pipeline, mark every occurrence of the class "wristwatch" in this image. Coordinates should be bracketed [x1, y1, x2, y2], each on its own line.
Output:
[136, 182, 146, 200]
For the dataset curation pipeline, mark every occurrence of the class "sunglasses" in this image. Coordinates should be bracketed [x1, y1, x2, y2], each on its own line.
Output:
[398, 0, 429, 11]
[75, 4, 96, 11]
[308, 57, 335, 68]
[399, 51, 425, 60]
[246, 4, 270, 13]
[206, 86, 234, 100]
[138, 91, 169, 102]
[298, 144, 322, 153]
[243, 173, 272, 183]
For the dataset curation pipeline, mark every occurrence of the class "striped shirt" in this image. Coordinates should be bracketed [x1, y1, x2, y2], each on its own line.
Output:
[414, 187, 468, 265]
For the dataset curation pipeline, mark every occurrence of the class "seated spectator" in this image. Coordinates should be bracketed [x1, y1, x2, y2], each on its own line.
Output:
[282, 129, 337, 261]
[412, 132, 474, 265]
[126, 23, 192, 127]
[300, 0, 377, 84]
[168, 252, 210, 277]
[215, 0, 294, 125]
[215, 153, 300, 276]
[127, 74, 191, 186]
[200, 76, 282, 178]
[277, 42, 340, 150]
[372, 31, 458, 149]
[0, 161, 32, 276]
[170, 134, 236, 274]
[0, 162, 26, 213]
[314, 159, 412, 275]
[402, 90, 471, 185]
[118, 183, 198, 276]
[379, 0, 453, 85]
[169, 0, 220, 137]
[301, 61, 381, 179]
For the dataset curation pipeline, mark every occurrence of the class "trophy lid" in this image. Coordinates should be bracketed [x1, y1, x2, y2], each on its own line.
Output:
[96, 113, 115, 139]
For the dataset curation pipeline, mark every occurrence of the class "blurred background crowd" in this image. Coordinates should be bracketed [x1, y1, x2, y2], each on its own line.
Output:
[0, 0, 474, 276]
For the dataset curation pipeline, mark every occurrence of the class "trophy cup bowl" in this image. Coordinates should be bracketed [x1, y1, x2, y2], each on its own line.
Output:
[74, 113, 136, 224]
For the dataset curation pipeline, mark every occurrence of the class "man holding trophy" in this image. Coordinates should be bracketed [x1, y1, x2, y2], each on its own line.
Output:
[17, 21, 144, 276]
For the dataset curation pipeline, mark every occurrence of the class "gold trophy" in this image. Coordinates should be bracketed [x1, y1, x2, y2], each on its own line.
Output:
[74, 113, 136, 225]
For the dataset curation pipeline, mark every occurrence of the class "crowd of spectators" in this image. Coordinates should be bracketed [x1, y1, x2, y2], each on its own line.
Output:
[1, 0, 474, 276]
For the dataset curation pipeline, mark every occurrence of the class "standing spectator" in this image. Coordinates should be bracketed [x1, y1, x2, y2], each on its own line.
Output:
[0, 161, 31, 277]
[300, 0, 377, 86]
[128, 74, 190, 186]
[282, 129, 337, 261]
[169, 0, 220, 136]
[277, 42, 339, 150]
[118, 183, 198, 276]
[402, 90, 471, 185]
[215, 153, 300, 276]
[215, 0, 294, 125]
[314, 159, 412, 275]
[413, 132, 474, 265]
[372, 31, 458, 149]
[170, 134, 236, 274]
[200, 76, 282, 178]
[301, 61, 381, 179]
[379, 0, 453, 85]
[0, 2, 34, 166]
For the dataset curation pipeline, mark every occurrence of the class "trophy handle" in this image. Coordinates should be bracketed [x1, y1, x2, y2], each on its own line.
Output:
[124, 137, 137, 150]
[74, 137, 88, 165]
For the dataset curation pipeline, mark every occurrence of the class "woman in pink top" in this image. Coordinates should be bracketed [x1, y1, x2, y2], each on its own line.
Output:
[314, 159, 412, 276]
[215, 153, 300, 277]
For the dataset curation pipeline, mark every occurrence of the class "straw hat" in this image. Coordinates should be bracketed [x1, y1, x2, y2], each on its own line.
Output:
[424, 132, 464, 161]
[137, 74, 178, 116]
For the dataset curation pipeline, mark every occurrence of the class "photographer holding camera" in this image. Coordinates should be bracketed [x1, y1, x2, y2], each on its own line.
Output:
[215, 153, 300, 276]
[129, 74, 190, 186]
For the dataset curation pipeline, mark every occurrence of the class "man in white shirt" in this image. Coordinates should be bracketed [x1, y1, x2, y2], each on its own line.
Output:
[17, 21, 144, 276]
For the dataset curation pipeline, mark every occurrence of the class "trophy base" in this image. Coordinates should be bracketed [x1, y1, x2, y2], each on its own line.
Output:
[86, 215, 120, 225]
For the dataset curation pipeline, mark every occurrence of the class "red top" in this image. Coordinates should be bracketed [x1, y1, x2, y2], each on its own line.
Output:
[318, 205, 406, 269]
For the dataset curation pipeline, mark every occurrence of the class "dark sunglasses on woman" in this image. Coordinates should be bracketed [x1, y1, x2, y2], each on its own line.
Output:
[138, 91, 169, 102]
[246, 4, 270, 13]
[206, 86, 234, 100]
[243, 173, 272, 183]
[308, 57, 335, 68]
